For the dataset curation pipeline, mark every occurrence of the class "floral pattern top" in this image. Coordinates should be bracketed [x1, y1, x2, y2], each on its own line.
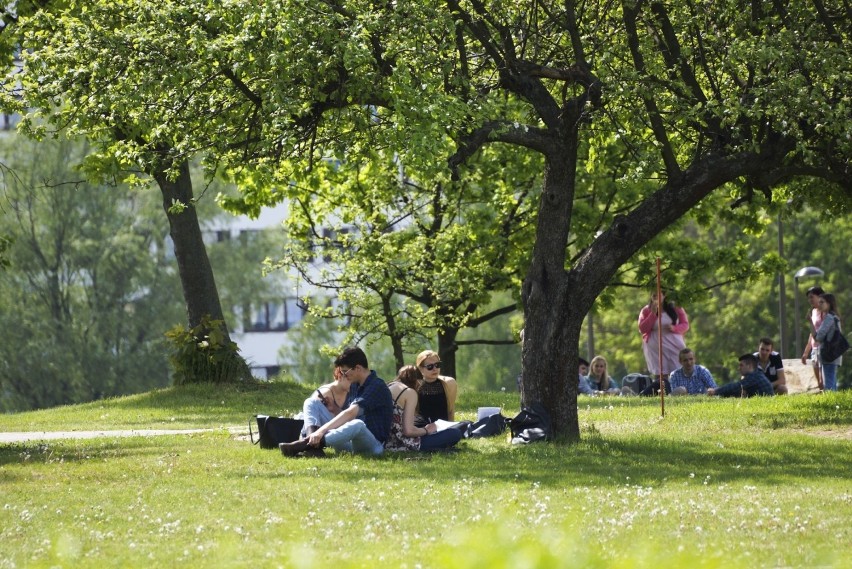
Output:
[384, 385, 421, 452]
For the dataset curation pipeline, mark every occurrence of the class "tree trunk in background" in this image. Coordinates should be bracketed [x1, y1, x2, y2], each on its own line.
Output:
[153, 159, 229, 337]
[437, 327, 459, 379]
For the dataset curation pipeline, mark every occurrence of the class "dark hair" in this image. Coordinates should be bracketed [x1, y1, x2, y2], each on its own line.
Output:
[650, 290, 679, 325]
[578, 357, 589, 367]
[738, 353, 758, 367]
[395, 365, 420, 390]
[806, 286, 825, 296]
[678, 348, 694, 359]
[334, 347, 369, 370]
[759, 337, 773, 347]
[820, 293, 840, 318]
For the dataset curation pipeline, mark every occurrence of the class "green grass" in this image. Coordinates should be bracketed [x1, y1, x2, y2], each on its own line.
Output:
[1, 384, 851, 568]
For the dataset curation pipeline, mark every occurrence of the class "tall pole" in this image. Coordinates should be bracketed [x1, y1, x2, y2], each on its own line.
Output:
[586, 311, 595, 361]
[794, 276, 800, 357]
[778, 212, 787, 357]
[656, 258, 665, 417]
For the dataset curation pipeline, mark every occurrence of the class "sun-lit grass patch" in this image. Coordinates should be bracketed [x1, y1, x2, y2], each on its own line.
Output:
[1, 387, 850, 567]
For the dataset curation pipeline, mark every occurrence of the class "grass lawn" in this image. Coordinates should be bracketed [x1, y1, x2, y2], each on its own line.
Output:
[1, 382, 850, 568]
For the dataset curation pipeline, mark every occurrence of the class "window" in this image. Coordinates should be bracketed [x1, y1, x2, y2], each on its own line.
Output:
[245, 297, 306, 332]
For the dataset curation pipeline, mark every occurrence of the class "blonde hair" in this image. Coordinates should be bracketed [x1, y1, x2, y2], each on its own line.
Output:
[589, 355, 610, 390]
[416, 350, 440, 368]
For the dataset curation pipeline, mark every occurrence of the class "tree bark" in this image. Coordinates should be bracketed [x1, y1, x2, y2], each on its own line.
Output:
[521, 138, 582, 441]
[437, 327, 459, 379]
[152, 159, 229, 336]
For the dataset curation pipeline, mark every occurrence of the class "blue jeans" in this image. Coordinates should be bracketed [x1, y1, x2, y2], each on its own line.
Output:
[324, 419, 384, 455]
[302, 397, 335, 436]
[419, 427, 463, 451]
[821, 363, 838, 391]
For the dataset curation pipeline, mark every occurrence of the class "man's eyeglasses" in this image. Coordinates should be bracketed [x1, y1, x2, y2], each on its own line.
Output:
[340, 366, 355, 377]
[422, 362, 441, 371]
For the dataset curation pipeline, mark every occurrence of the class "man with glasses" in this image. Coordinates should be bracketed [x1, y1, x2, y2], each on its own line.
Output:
[280, 347, 392, 457]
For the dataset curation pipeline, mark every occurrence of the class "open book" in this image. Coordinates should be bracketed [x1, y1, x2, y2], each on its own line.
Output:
[433, 419, 463, 432]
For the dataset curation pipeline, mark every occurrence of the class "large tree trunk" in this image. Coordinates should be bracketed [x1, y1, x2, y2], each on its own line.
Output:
[521, 138, 582, 441]
[152, 159, 229, 336]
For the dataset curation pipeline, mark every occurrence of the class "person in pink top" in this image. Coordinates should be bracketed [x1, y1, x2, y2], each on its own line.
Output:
[800, 286, 825, 390]
[638, 290, 690, 379]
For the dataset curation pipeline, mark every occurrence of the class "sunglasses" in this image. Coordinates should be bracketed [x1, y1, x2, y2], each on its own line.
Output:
[422, 362, 441, 371]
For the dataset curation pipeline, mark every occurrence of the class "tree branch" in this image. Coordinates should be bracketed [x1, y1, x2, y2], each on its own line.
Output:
[622, 1, 682, 178]
[465, 304, 519, 328]
[448, 120, 553, 177]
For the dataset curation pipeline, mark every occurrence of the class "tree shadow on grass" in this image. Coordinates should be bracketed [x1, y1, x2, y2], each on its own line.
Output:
[0, 381, 314, 430]
[0, 435, 209, 468]
[253, 432, 851, 490]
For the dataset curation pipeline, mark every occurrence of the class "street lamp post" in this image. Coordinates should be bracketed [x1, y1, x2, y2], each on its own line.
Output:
[793, 266, 825, 357]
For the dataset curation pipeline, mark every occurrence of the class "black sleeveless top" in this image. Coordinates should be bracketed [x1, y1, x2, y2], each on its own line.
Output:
[417, 379, 448, 424]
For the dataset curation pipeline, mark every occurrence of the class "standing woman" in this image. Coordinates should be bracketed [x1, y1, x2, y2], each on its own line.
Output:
[415, 350, 458, 426]
[385, 366, 462, 452]
[815, 293, 843, 392]
[800, 286, 826, 390]
[638, 290, 690, 379]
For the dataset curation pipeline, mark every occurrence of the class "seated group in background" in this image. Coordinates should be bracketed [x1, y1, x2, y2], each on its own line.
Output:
[708, 353, 774, 397]
[580, 339, 790, 398]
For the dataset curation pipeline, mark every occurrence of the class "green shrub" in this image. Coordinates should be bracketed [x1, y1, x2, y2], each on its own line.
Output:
[165, 316, 252, 385]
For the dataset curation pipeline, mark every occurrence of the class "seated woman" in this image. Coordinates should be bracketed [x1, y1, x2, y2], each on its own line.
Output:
[386, 366, 463, 451]
[301, 368, 352, 438]
[414, 350, 458, 426]
[586, 355, 621, 395]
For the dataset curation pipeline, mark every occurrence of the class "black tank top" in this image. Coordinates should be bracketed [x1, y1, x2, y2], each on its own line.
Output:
[417, 380, 448, 422]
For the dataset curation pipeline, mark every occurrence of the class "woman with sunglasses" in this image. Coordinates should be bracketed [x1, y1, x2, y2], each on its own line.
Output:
[415, 350, 458, 427]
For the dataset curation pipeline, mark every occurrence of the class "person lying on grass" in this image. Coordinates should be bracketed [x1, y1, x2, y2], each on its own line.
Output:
[280, 347, 393, 457]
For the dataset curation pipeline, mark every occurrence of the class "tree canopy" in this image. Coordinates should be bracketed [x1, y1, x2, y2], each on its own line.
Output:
[5, 0, 849, 434]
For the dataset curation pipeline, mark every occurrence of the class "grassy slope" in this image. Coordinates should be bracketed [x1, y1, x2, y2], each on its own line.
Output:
[1, 383, 850, 568]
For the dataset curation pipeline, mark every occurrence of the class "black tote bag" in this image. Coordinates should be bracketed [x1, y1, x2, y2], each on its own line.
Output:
[250, 415, 304, 449]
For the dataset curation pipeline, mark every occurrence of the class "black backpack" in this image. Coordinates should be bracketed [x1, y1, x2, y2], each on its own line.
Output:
[509, 402, 551, 444]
